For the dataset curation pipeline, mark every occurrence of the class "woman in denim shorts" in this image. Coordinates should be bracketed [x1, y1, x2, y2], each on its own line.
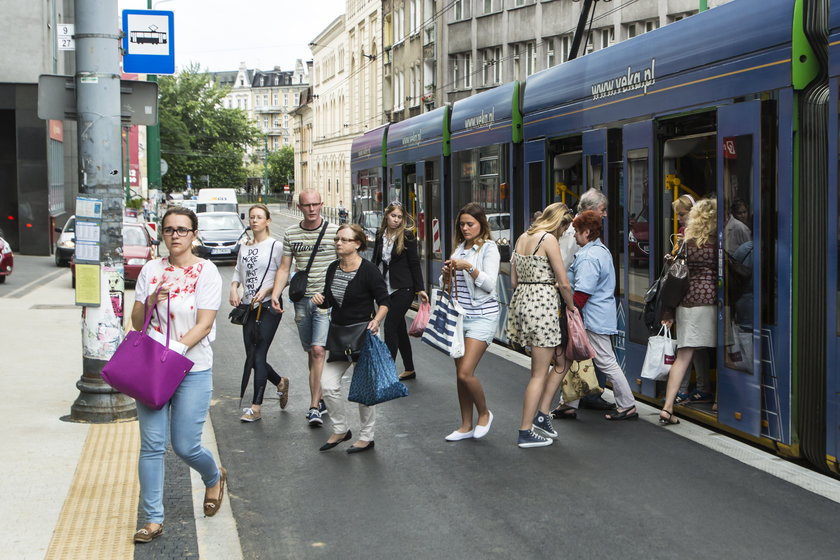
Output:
[440, 203, 501, 442]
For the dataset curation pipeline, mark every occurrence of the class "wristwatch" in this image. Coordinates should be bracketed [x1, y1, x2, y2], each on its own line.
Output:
[467, 266, 475, 275]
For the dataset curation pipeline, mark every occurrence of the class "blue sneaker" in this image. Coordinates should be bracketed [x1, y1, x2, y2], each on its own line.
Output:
[319, 399, 328, 416]
[533, 411, 558, 438]
[518, 429, 553, 448]
[307, 408, 323, 427]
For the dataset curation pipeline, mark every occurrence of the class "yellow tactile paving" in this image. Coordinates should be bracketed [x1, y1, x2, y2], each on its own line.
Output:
[45, 421, 140, 560]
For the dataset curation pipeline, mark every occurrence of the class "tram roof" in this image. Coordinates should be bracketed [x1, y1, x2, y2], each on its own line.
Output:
[386, 105, 449, 164]
[351, 124, 389, 168]
[449, 81, 519, 152]
[522, 0, 794, 137]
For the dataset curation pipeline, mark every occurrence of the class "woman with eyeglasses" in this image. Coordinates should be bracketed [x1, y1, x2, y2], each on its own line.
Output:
[230, 204, 288, 423]
[311, 224, 390, 453]
[373, 202, 429, 381]
[131, 206, 225, 544]
[440, 203, 500, 442]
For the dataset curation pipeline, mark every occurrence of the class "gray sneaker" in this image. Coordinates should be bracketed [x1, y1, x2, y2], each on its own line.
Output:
[518, 429, 553, 448]
[533, 411, 558, 438]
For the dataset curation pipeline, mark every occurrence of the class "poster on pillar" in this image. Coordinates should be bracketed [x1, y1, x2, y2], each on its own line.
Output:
[122, 10, 175, 75]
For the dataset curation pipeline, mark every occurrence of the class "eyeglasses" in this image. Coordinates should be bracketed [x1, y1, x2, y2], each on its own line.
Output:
[299, 202, 323, 209]
[162, 227, 194, 237]
[334, 237, 358, 243]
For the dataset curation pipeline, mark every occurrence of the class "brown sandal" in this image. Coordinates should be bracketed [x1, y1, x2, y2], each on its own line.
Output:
[203, 467, 227, 517]
[134, 523, 163, 543]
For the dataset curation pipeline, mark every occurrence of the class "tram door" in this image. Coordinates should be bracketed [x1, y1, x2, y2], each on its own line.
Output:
[622, 120, 656, 397]
[716, 102, 762, 436]
[524, 139, 547, 223]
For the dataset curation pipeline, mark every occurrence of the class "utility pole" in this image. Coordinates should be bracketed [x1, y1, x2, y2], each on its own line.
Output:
[263, 135, 270, 201]
[70, 0, 136, 422]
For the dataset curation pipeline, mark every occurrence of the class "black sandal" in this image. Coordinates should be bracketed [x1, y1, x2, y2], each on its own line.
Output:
[550, 404, 577, 420]
[658, 410, 680, 425]
[605, 407, 638, 421]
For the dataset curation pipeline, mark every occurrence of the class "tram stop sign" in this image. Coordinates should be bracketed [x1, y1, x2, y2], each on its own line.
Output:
[122, 10, 175, 75]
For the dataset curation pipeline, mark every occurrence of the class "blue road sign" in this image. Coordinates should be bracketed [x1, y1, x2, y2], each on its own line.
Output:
[122, 10, 175, 74]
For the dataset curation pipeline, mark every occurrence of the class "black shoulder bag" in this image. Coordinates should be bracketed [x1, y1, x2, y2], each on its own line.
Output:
[289, 220, 329, 302]
[229, 241, 277, 325]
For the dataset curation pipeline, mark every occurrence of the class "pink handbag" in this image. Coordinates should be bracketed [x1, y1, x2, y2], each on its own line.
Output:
[101, 290, 194, 409]
[408, 300, 431, 337]
[565, 307, 597, 361]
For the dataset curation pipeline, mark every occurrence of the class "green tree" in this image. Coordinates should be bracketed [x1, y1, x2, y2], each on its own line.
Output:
[267, 145, 295, 194]
[158, 64, 260, 193]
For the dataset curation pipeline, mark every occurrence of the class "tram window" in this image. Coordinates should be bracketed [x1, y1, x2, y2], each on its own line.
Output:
[528, 161, 544, 221]
[627, 148, 650, 346]
[722, 134, 754, 373]
[352, 168, 384, 241]
[551, 151, 582, 208]
[760, 100, 777, 326]
[587, 154, 604, 191]
[452, 144, 509, 216]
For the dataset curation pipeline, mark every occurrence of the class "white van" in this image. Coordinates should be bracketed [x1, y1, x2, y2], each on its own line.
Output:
[196, 188, 238, 214]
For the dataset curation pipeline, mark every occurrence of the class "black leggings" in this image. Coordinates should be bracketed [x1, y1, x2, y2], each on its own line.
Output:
[384, 288, 415, 371]
[242, 305, 283, 405]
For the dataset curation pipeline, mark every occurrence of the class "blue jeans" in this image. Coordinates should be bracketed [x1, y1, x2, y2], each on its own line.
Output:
[293, 297, 330, 352]
[136, 368, 220, 524]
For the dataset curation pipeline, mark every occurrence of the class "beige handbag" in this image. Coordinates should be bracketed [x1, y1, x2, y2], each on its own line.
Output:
[561, 358, 603, 402]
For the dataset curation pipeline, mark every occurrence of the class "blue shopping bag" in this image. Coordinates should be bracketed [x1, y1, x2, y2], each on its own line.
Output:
[348, 331, 408, 406]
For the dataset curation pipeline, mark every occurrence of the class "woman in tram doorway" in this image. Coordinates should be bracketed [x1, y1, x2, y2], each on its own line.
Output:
[373, 202, 429, 381]
[131, 206, 225, 544]
[669, 195, 713, 405]
[567, 210, 639, 421]
[659, 198, 718, 425]
[441, 203, 501, 442]
[506, 203, 577, 448]
[230, 204, 289, 423]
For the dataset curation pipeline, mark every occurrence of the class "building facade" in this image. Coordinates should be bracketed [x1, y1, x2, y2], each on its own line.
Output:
[0, 0, 77, 254]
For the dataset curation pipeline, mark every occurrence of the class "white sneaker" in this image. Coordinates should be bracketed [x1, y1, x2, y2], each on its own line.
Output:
[473, 411, 494, 439]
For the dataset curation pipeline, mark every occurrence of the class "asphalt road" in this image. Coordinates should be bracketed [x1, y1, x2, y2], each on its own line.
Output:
[207, 211, 840, 560]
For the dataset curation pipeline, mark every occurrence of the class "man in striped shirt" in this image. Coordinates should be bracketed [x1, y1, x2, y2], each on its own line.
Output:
[271, 189, 340, 426]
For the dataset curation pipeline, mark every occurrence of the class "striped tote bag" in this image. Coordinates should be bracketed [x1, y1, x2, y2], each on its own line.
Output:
[421, 279, 465, 359]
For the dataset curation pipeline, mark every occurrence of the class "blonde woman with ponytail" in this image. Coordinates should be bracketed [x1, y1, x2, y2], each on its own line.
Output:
[372, 202, 429, 380]
[506, 203, 577, 448]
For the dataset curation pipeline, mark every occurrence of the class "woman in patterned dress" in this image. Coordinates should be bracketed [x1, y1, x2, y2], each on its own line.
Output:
[658, 198, 718, 425]
[506, 203, 577, 448]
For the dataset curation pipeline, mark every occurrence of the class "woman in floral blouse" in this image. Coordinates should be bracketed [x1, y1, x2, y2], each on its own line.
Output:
[658, 198, 718, 425]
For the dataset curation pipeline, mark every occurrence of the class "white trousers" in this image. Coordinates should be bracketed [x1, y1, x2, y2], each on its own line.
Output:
[321, 359, 376, 441]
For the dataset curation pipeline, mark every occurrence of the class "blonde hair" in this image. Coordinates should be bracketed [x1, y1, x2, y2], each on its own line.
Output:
[527, 202, 573, 236]
[246, 203, 271, 245]
[684, 198, 717, 247]
[672, 194, 695, 214]
[378, 202, 416, 255]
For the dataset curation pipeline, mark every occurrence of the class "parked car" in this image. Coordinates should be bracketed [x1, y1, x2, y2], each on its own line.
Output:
[70, 222, 158, 288]
[0, 231, 13, 284]
[54, 215, 76, 267]
[193, 212, 248, 263]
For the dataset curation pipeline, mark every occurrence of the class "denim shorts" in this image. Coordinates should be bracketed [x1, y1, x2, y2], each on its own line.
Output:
[293, 297, 331, 352]
[463, 313, 499, 345]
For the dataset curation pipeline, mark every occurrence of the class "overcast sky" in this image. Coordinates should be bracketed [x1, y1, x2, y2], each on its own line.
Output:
[118, 0, 346, 73]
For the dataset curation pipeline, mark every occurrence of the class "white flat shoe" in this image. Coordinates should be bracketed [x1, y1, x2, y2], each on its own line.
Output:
[473, 411, 494, 439]
[445, 429, 474, 441]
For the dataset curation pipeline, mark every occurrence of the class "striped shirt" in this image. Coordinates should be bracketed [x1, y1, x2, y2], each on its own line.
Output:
[331, 267, 358, 307]
[454, 247, 500, 317]
[283, 220, 340, 296]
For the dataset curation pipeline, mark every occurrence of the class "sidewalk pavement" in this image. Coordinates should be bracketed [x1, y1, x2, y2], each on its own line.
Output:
[0, 267, 241, 559]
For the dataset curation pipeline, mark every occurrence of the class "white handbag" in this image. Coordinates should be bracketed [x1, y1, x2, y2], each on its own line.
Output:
[641, 326, 676, 381]
[421, 273, 465, 359]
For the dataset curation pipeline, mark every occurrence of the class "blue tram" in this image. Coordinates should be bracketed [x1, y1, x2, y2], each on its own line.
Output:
[351, 0, 839, 475]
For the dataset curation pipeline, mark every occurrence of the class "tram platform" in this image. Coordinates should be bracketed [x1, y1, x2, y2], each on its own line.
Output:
[5, 209, 840, 559]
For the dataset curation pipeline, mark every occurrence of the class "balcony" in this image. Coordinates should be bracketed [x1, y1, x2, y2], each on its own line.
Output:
[255, 105, 284, 113]
[423, 42, 436, 61]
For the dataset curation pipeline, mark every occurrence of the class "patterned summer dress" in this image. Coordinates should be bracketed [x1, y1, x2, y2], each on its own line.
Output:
[505, 234, 562, 348]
